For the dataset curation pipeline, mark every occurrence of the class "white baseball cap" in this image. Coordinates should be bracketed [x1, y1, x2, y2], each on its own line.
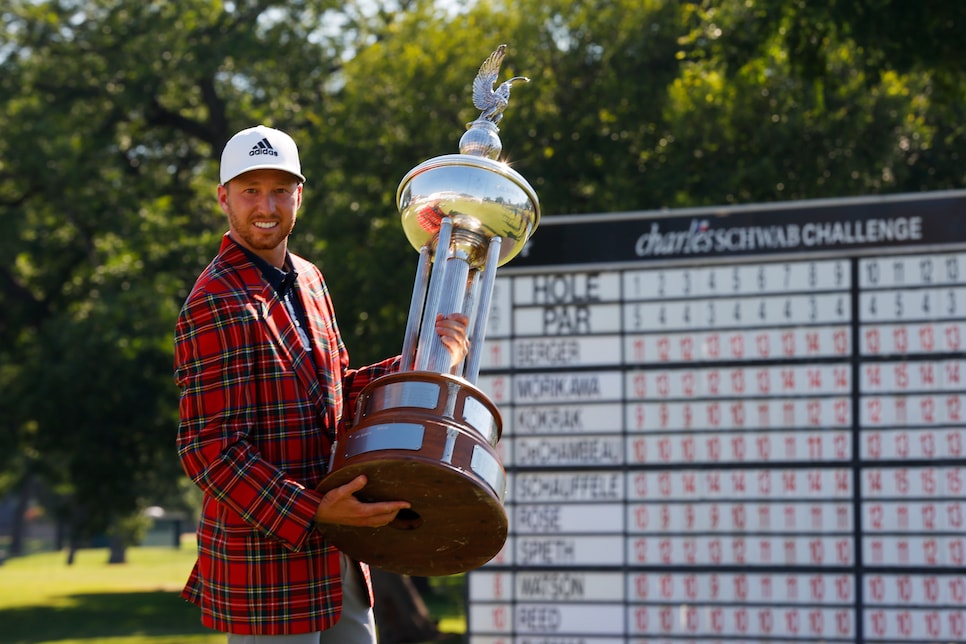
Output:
[219, 125, 306, 185]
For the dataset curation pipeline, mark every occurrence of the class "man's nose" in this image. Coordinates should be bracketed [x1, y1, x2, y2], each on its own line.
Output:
[255, 192, 277, 213]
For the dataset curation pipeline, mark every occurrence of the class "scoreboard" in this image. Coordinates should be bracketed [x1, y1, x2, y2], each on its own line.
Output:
[468, 190, 966, 643]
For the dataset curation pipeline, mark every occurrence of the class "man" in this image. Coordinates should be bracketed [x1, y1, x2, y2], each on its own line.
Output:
[175, 125, 469, 643]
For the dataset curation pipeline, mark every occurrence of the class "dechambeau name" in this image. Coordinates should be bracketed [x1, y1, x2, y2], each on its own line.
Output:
[636, 216, 923, 256]
[517, 437, 622, 465]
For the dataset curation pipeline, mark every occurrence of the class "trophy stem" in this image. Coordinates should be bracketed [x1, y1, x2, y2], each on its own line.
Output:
[455, 269, 481, 375]
[400, 245, 432, 371]
[465, 236, 502, 382]
[412, 217, 454, 372]
[422, 250, 471, 372]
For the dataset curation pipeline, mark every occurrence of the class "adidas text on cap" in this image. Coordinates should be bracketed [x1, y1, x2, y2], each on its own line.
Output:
[219, 125, 306, 185]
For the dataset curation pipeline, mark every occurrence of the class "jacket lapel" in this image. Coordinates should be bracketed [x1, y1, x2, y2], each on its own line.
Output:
[219, 237, 330, 429]
[292, 261, 344, 435]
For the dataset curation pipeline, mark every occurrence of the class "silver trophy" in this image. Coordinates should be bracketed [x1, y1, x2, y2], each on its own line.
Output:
[317, 45, 539, 576]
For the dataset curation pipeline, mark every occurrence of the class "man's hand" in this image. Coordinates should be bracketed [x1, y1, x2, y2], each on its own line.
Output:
[435, 312, 470, 368]
[315, 475, 410, 528]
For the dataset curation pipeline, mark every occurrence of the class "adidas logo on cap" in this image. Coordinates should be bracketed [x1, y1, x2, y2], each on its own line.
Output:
[249, 138, 279, 157]
[220, 125, 306, 184]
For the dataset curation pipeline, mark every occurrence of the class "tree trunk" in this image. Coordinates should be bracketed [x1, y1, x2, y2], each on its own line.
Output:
[371, 569, 441, 644]
[65, 504, 86, 566]
[107, 535, 127, 564]
[8, 471, 33, 557]
[55, 515, 66, 551]
[66, 536, 78, 566]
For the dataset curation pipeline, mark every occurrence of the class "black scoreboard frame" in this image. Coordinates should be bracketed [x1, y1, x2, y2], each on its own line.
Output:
[467, 189, 966, 643]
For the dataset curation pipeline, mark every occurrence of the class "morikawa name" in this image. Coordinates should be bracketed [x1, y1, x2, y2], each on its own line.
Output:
[636, 215, 923, 257]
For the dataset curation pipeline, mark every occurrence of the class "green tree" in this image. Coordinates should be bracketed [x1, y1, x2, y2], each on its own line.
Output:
[0, 0, 346, 556]
[654, 0, 965, 204]
[1, 0, 962, 562]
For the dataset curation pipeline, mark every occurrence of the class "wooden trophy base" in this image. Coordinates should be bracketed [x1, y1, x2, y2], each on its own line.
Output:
[316, 372, 507, 576]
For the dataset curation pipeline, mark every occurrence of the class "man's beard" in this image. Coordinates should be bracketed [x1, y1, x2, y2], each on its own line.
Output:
[227, 205, 295, 250]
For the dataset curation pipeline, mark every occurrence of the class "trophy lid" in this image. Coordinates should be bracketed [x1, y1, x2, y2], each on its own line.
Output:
[397, 45, 539, 267]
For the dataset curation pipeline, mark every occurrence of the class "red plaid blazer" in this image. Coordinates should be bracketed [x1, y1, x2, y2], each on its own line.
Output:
[175, 234, 398, 634]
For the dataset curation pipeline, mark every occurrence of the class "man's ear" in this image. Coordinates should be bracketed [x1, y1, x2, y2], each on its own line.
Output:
[217, 184, 230, 214]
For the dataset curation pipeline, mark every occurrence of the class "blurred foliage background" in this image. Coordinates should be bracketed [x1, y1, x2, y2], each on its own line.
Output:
[0, 0, 963, 554]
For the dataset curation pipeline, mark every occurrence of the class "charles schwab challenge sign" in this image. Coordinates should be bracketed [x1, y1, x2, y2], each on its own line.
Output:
[510, 191, 965, 268]
[635, 215, 923, 257]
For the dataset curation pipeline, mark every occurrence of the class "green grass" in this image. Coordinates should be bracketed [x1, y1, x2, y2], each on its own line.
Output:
[0, 546, 219, 644]
[0, 544, 465, 644]
[416, 573, 467, 640]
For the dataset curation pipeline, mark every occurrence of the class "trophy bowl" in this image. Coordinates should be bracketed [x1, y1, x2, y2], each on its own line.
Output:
[398, 153, 540, 266]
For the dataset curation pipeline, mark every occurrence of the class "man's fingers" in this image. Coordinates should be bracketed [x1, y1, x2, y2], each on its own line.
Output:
[368, 508, 405, 528]
[316, 474, 411, 527]
[329, 474, 368, 500]
[435, 313, 470, 367]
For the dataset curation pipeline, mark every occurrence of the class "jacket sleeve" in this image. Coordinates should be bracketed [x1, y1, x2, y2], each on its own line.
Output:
[174, 288, 324, 551]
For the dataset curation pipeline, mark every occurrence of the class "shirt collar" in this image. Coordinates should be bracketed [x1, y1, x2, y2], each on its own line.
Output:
[230, 237, 297, 296]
